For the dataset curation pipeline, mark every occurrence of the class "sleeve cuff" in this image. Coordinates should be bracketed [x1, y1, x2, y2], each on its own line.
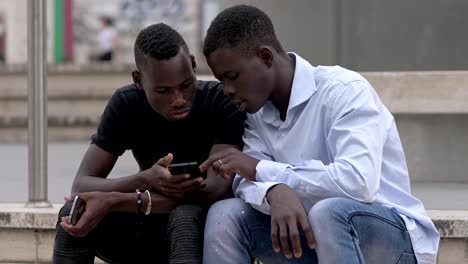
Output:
[256, 159, 290, 183]
[235, 179, 280, 214]
[250, 192, 274, 215]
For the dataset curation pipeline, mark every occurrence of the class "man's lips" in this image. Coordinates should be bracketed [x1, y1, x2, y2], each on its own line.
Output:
[232, 100, 247, 112]
[170, 108, 191, 119]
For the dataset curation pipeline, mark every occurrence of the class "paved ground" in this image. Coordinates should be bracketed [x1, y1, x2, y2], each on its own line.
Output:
[1, 141, 467, 209]
[0, 141, 137, 203]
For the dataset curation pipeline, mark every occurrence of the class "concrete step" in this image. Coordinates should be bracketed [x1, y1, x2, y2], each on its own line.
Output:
[2, 69, 468, 114]
[2, 71, 468, 128]
[0, 203, 466, 263]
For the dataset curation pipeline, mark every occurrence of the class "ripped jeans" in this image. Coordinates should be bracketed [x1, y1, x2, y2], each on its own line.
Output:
[203, 197, 417, 264]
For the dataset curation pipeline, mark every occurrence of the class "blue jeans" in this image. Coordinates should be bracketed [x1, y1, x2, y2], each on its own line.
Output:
[203, 197, 416, 264]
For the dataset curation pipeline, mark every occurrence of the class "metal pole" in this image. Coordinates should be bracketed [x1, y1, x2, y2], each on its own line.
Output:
[26, 0, 51, 208]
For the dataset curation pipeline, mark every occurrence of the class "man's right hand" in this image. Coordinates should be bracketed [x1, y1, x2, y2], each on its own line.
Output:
[61, 192, 113, 237]
[267, 184, 316, 259]
[141, 153, 205, 198]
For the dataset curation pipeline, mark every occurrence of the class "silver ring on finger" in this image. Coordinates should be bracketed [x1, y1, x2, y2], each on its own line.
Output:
[218, 159, 224, 166]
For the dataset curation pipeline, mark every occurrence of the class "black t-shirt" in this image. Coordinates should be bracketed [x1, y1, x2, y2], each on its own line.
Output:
[91, 81, 246, 170]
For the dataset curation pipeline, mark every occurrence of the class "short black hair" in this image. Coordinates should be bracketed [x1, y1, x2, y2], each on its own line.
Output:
[203, 5, 283, 57]
[134, 23, 188, 68]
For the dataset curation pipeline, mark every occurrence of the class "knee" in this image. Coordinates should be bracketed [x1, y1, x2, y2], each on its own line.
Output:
[168, 204, 206, 228]
[58, 202, 73, 217]
[207, 198, 250, 222]
[308, 197, 353, 228]
[205, 198, 250, 235]
[55, 202, 73, 229]
[169, 204, 205, 221]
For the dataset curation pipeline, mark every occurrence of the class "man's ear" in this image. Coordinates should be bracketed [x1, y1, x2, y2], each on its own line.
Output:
[132, 69, 143, 89]
[190, 54, 197, 73]
[257, 46, 273, 67]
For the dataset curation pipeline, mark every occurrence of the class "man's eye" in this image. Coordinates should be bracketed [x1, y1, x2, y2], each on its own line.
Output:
[180, 82, 192, 89]
[227, 73, 239, 80]
[156, 90, 168, 94]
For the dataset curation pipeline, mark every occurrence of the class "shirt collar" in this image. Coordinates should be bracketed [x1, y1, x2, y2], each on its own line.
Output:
[260, 53, 317, 126]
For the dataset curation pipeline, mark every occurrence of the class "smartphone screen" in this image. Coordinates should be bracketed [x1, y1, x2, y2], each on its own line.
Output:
[168, 162, 205, 179]
[68, 195, 85, 225]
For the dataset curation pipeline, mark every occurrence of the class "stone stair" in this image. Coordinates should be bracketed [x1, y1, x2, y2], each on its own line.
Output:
[0, 204, 466, 263]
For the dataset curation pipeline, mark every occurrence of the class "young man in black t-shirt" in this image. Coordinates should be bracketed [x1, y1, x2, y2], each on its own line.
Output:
[52, 23, 245, 264]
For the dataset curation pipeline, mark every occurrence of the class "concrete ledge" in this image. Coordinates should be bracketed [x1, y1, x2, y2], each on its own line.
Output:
[0, 204, 466, 263]
[362, 71, 468, 114]
[1, 204, 465, 236]
[0, 116, 100, 128]
[1, 71, 468, 114]
[429, 210, 468, 238]
[0, 63, 135, 75]
[1, 204, 467, 237]
[0, 204, 62, 230]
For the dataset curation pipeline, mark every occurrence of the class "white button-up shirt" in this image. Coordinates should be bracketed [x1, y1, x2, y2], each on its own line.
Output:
[234, 53, 439, 264]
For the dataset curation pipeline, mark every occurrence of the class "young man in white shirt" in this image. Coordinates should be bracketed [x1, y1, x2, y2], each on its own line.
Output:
[200, 5, 439, 264]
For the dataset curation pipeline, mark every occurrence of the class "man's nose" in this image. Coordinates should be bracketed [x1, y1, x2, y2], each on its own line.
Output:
[172, 89, 186, 106]
[223, 83, 235, 98]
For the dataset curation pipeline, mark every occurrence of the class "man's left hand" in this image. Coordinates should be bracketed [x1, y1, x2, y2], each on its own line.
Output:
[200, 148, 259, 181]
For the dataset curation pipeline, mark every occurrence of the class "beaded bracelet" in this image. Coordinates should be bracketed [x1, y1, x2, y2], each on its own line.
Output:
[136, 189, 142, 214]
[135, 189, 143, 240]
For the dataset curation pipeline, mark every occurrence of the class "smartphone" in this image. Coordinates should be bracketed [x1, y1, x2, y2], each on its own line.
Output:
[68, 195, 85, 225]
[168, 162, 205, 179]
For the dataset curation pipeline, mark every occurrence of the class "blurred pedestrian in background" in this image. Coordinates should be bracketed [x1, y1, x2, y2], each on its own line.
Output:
[95, 15, 117, 62]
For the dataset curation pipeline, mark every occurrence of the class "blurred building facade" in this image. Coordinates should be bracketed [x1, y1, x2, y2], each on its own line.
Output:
[215, 0, 468, 71]
[0, 0, 467, 71]
[0, 0, 200, 65]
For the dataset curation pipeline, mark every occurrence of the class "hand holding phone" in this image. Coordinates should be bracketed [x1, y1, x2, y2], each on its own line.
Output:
[168, 162, 206, 179]
[68, 195, 85, 225]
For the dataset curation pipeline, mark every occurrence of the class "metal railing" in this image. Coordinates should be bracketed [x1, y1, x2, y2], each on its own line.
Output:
[25, 0, 51, 208]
